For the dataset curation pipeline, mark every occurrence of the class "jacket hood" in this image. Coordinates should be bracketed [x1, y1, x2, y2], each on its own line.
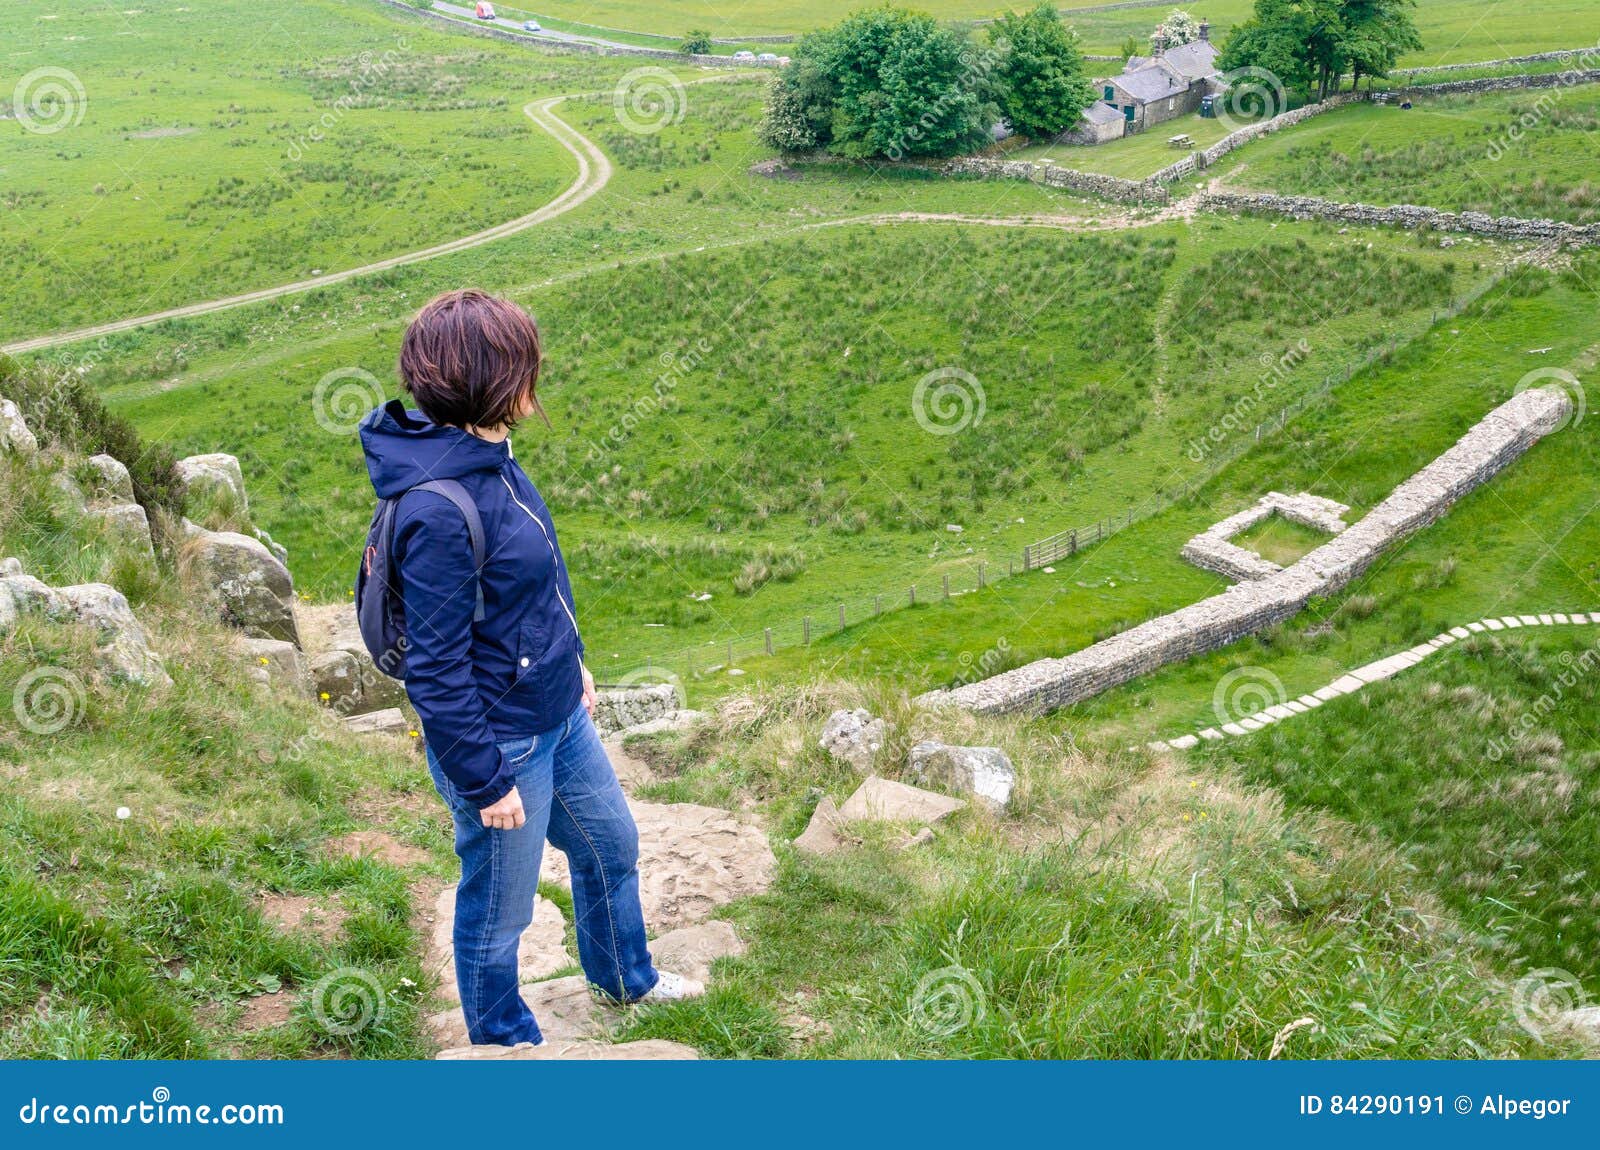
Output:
[360, 399, 510, 498]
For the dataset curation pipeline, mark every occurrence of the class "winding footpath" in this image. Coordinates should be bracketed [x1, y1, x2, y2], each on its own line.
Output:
[1, 95, 611, 358]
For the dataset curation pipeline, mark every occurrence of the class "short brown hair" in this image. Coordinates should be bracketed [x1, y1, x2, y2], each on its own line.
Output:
[398, 289, 545, 430]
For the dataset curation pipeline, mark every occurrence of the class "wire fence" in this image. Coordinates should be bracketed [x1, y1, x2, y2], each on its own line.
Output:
[618, 263, 1523, 686]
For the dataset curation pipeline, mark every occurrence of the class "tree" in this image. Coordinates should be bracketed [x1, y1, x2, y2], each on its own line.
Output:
[987, 4, 1094, 140]
[758, 7, 995, 160]
[1151, 9, 1202, 48]
[681, 30, 714, 55]
[1220, 0, 1424, 100]
[1118, 35, 1142, 59]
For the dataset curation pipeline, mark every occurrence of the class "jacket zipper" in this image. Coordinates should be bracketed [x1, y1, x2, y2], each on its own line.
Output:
[499, 472, 581, 637]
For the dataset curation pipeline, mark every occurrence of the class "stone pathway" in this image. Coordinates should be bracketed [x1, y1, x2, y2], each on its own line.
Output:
[1151, 612, 1599, 752]
[427, 740, 775, 1061]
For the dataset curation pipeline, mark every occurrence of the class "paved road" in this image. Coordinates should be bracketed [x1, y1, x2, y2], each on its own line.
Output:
[432, 2, 645, 53]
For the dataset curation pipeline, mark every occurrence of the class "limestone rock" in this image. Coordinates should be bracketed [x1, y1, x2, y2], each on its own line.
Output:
[592, 684, 679, 736]
[793, 795, 850, 856]
[245, 637, 309, 696]
[175, 453, 247, 512]
[0, 582, 15, 634]
[83, 454, 135, 505]
[0, 398, 38, 457]
[182, 525, 298, 645]
[53, 583, 170, 686]
[309, 649, 363, 709]
[837, 776, 965, 825]
[342, 708, 408, 735]
[907, 741, 1016, 810]
[253, 527, 289, 566]
[649, 920, 745, 983]
[818, 708, 886, 772]
[88, 503, 154, 562]
[543, 800, 775, 931]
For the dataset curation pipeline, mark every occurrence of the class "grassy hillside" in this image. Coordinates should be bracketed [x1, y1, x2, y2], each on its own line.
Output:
[1217, 87, 1600, 224]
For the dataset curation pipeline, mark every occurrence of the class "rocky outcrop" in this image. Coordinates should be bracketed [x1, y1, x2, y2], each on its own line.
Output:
[818, 708, 887, 772]
[591, 683, 681, 736]
[907, 742, 1016, 810]
[0, 559, 169, 686]
[181, 523, 299, 646]
[174, 452, 248, 512]
[244, 637, 310, 695]
[0, 398, 38, 457]
[922, 387, 1573, 716]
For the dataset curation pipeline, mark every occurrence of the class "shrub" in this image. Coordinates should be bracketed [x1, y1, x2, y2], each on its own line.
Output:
[681, 30, 713, 55]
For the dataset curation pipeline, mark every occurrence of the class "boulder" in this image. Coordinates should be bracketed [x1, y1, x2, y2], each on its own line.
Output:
[83, 454, 135, 505]
[0, 398, 38, 457]
[182, 525, 299, 645]
[592, 684, 679, 736]
[89, 503, 155, 562]
[342, 708, 408, 736]
[53, 582, 170, 686]
[818, 708, 886, 773]
[309, 649, 363, 710]
[245, 637, 310, 696]
[253, 527, 289, 566]
[175, 453, 247, 512]
[907, 741, 1016, 810]
[837, 776, 964, 825]
[0, 582, 14, 633]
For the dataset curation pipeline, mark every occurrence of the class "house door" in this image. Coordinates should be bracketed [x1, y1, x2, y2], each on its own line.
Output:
[1123, 105, 1136, 122]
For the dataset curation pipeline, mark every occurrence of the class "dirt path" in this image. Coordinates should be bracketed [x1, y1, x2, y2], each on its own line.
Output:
[1, 94, 612, 358]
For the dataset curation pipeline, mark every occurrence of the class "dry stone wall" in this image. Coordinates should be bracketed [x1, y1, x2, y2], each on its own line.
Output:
[941, 157, 1169, 203]
[1200, 190, 1600, 245]
[919, 388, 1573, 717]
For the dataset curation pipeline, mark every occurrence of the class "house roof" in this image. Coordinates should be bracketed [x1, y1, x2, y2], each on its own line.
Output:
[1113, 59, 1188, 103]
[1163, 39, 1220, 80]
[1081, 101, 1123, 124]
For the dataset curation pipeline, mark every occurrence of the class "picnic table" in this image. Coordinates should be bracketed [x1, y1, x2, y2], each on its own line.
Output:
[1167, 133, 1194, 148]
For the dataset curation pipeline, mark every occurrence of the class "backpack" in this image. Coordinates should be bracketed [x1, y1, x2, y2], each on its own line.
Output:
[356, 479, 486, 681]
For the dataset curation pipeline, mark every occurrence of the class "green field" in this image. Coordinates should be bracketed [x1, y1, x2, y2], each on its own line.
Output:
[1009, 109, 1248, 178]
[1217, 87, 1600, 224]
[0, 0, 615, 344]
[499, 0, 1600, 64]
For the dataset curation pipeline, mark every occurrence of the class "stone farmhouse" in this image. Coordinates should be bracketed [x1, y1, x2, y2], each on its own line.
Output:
[1062, 21, 1222, 145]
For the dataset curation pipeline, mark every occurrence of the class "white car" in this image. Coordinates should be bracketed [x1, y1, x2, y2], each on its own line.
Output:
[733, 50, 755, 60]
[757, 52, 778, 62]
[523, 19, 542, 31]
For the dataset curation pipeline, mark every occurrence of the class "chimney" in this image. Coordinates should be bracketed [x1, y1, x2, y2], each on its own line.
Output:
[1199, 20, 1210, 41]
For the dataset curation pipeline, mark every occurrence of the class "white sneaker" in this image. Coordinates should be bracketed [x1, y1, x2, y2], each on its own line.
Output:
[634, 970, 705, 1003]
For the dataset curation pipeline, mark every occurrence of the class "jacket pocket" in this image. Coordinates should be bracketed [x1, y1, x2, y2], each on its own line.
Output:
[513, 618, 548, 719]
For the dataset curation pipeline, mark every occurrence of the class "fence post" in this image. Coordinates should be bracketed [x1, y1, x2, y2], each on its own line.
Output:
[978, 562, 985, 589]
[727, 641, 734, 668]
[942, 574, 950, 599]
[1070, 529, 1077, 556]
[874, 595, 882, 617]
[764, 628, 773, 656]
[803, 616, 811, 645]
[837, 604, 845, 632]
[1007, 560, 1014, 579]
[909, 585, 916, 606]
[1023, 545, 1031, 569]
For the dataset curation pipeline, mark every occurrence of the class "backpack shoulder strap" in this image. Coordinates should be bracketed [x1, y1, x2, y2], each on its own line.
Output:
[406, 479, 487, 623]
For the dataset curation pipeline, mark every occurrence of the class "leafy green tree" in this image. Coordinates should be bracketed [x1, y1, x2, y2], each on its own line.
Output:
[1340, 0, 1423, 88]
[1221, 0, 1423, 100]
[987, 4, 1094, 140]
[681, 30, 714, 55]
[1118, 35, 1142, 59]
[758, 7, 994, 160]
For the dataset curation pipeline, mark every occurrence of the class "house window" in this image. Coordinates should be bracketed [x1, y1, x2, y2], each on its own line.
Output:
[1167, 98, 1175, 111]
[1104, 85, 1114, 101]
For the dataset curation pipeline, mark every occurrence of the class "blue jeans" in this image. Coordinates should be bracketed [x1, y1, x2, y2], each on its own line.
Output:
[426, 700, 658, 1045]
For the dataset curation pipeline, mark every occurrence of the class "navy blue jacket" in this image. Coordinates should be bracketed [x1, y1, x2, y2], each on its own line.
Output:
[360, 402, 585, 808]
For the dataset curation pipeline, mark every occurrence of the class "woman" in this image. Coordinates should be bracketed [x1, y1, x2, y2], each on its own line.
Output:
[360, 289, 701, 1048]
